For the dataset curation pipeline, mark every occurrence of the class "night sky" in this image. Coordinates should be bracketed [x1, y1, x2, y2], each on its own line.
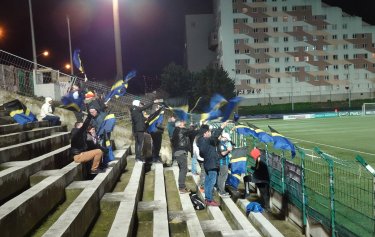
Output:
[0, 0, 374, 88]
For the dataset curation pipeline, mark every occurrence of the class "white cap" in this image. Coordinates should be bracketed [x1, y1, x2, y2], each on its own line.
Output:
[45, 97, 52, 103]
[221, 132, 231, 141]
[132, 100, 140, 107]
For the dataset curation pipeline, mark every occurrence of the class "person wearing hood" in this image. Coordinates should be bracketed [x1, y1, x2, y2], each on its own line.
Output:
[40, 97, 61, 126]
[131, 99, 159, 163]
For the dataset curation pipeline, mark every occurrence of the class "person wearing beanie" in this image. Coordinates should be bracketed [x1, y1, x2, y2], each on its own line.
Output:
[131, 99, 160, 163]
[40, 97, 61, 126]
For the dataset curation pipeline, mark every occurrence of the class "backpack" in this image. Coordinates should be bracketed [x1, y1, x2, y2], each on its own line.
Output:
[190, 193, 205, 210]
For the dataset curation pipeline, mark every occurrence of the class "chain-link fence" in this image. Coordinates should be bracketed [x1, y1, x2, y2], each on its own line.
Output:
[0, 49, 153, 119]
[209, 121, 375, 237]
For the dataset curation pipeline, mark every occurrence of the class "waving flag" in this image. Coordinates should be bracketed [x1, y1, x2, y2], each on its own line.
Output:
[60, 91, 84, 112]
[248, 123, 273, 143]
[199, 109, 222, 122]
[268, 126, 296, 158]
[104, 70, 137, 103]
[73, 49, 84, 73]
[206, 93, 227, 112]
[221, 97, 242, 122]
[168, 105, 189, 121]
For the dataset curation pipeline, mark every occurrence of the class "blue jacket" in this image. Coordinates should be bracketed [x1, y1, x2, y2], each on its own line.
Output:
[197, 127, 223, 171]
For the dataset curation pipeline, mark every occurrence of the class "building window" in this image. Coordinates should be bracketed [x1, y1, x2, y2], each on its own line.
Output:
[278, 78, 281, 83]
[235, 49, 239, 54]
[274, 48, 279, 52]
[256, 79, 261, 83]
[342, 24, 347, 29]
[255, 59, 260, 63]
[333, 65, 338, 70]
[235, 59, 240, 64]
[253, 18, 258, 23]
[244, 49, 250, 53]
[283, 26, 288, 32]
[275, 68, 280, 72]
[332, 24, 337, 30]
[268, 78, 271, 83]
[273, 17, 278, 22]
[333, 55, 338, 60]
[255, 48, 260, 54]
[264, 48, 269, 53]
[243, 18, 248, 23]
[252, 7, 257, 13]
[253, 28, 258, 33]
[275, 58, 279, 62]
[234, 39, 240, 44]
[285, 57, 290, 62]
[343, 34, 348, 39]
[292, 6, 297, 11]
[233, 9, 238, 13]
[283, 16, 288, 22]
[313, 35, 317, 41]
[254, 38, 259, 43]
[264, 37, 269, 42]
[265, 58, 270, 63]
[332, 35, 337, 39]
[304, 46, 309, 51]
[282, 6, 287, 11]
[236, 69, 240, 74]
[272, 6, 277, 11]
[304, 56, 309, 61]
[322, 45, 328, 51]
[295, 57, 299, 62]
[305, 76, 310, 81]
[343, 44, 348, 49]
[263, 17, 268, 22]
[273, 27, 278, 32]
[284, 47, 289, 52]
[324, 75, 329, 80]
[313, 56, 318, 61]
[245, 59, 250, 64]
[283, 37, 288, 42]
[334, 75, 339, 80]
[263, 28, 268, 32]
[233, 19, 238, 23]
[274, 37, 279, 43]
[344, 54, 349, 59]
[246, 69, 251, 74]
[256, 69, 261, 74]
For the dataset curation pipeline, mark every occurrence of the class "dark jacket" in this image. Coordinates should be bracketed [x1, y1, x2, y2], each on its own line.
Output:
[130, 102, 153, 133]
[197, 127, 223, 171]
[91, 111, 107, 133]
[172, 126, 197, 152]
[70, 114, 92, 156]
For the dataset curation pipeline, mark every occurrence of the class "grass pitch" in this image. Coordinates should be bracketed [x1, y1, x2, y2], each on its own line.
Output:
[243, 116, 375, 166]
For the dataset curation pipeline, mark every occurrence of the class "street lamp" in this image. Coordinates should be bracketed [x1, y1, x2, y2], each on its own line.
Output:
[112, 0, 123, 80]
[288, 66, 295, 112]
[37, 50, 49, 57]
[64, 63, 71, 71]
[345, 64, 352, 109]
[28, 0, 37, 71]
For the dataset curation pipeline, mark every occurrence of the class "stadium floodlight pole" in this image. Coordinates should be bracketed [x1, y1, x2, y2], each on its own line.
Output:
[28, 0, 37, 72]
[66, 16, 74, 75]
[112, 0, 124, 80]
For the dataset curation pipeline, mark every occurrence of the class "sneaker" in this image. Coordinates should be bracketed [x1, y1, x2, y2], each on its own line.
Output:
[179, 188, 191, 194]
[219, 193, 231, 198]
[136, 159, 145, 163]
[205, 200, 220, 206]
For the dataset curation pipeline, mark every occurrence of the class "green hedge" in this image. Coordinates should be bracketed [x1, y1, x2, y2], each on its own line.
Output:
[238, 99, 375, 115]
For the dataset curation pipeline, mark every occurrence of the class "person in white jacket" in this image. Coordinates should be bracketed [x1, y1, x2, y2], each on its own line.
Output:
[40, 97, 61, 126]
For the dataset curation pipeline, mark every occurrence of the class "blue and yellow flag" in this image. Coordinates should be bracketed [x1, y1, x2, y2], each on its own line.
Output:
[73, 49, 85, 74]
[234, 125, 257, 138]
[60, 91, 84, 112]
[248, 123, 273, 144]
[102, 133, 115, 164]
[169, 105, 189, 121]
[206, 93, 227, 112]
[230, 147, 248, 174]
[227, 170, 241, 189]
[4, 100, 37, 125]
[97, 114, 116, 137]
[268, 126, 296, 158]
[104, 70, 137, 103]
[146, 108, 164, 133]
[221, 97, 242, 122]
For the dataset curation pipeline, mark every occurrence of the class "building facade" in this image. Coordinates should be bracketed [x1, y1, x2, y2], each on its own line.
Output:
[186, 0, 375, 106]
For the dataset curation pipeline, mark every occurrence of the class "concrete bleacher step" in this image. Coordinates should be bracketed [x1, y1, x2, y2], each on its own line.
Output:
[0, 110, 9, 117]
[0, 162, 82, 237]
[0, 120, 49, 135]
[0, 116, 13, 125]
[41, 147, 129, 236]
[0, 125, 67, 148]
[189, 170, 262, 237]
[0, 131, 70, 164]
[0, 144, 71, 204]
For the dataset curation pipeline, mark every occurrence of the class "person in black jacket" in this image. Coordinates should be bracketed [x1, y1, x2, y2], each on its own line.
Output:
[197, 121, 228, 206]
[71, 114, 104, 174]
[172, 120, 198, 194]
[131, 99, 159, 163]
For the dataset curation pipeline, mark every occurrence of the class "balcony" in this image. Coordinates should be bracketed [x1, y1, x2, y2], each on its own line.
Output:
[208, 31, 218, 51]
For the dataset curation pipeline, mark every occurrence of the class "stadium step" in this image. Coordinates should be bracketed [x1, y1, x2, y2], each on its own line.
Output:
[0, 125, 67, 148]
[0, 144, 71, 204]
[0, 120, 49, 136]
[0, 116, 14, 125]
[0, 131, 70, 164]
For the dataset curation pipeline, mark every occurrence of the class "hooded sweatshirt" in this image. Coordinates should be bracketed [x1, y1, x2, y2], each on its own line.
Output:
[40, 97, 55, 118]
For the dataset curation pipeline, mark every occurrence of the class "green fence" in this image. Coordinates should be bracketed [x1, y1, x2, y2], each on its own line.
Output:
[210, 121, 375, 237]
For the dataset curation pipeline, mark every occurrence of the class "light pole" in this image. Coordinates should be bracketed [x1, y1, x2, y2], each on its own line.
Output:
[28, 0, 37, 71]
[289, 66, 295, 112]
[66, 16, 74, 75]
[345, 64, 352, 109]
[112, 0, 123, 80]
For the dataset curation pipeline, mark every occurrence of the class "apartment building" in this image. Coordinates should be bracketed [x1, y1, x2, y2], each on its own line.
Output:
[185, 0, 375, 105]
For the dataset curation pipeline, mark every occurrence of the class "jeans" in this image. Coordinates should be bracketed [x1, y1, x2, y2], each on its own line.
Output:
[43, 115, 61, 126]
[256, 183, 270, 209]
[175, 151, 188, 189]
[199, 163, 205, 187]
[134, 132, 145, 161]
[217, 165, 229, 194]
[204, 170, 217, 201]
[191, 153, 198, 174]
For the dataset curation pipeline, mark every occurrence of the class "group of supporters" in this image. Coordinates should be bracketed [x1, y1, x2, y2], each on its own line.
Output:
[130, 98, 269, 207]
